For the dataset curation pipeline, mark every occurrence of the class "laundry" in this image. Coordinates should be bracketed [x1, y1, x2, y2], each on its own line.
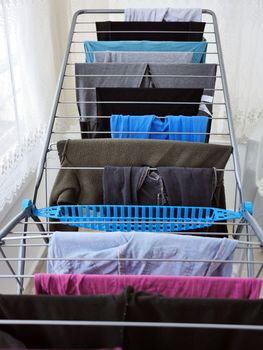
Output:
[103, 166, 216, 207]
[96, 21, 205, 41]
[148, 64, 216, 108]
[124, 287, 263, 350]
[110, 115, 209, 142]
[103, 166, 168, 205]
[75, 63, 216, 139]
[0, 330, 27, 349]
[49, 139, 231, 232]
[84, 40, 208, 63]
[50, 138, 231, 209]
[0, 293, 126, 349]
[1, 6, 262, 350]
[75, 63, 148, 138]
[47, 231, 238, 276]
[2, 289, 263, 350]
[96, 87, 203, 118]
[34, 274, 262, 300]
[93, 51, 194, 64]
[124, 8, 202, 22]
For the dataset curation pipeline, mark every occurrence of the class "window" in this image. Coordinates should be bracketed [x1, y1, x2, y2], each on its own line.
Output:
[0, 0, 70, 214]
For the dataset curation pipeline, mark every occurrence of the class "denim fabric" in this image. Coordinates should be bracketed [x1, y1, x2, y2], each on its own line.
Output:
[84, 41, 208, 63]
[110, 115, 208, 142]
[48, 232, 238, 277]
[103, 166, 168, 205]
[103, 166, 215, 207]
[158, 166, 216, 207]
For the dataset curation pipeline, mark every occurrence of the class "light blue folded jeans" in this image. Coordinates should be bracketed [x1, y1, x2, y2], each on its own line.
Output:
[48, 231, 237, 277]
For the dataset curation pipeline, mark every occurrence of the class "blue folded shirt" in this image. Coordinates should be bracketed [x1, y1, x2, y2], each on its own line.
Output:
[110, 114, 208, 143]
[84, 40, 208, 63]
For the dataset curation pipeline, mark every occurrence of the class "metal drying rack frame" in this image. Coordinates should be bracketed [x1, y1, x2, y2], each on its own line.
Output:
[0, 8, 262, 310]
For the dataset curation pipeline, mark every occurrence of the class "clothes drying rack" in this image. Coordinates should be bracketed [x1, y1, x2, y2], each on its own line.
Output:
[0, 8, 263, 340]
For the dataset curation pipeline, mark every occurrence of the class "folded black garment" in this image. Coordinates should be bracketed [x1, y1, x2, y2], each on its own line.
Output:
[124, 288, 263, 350]
[93, 87, 203, 138]
[0, 330, 27, 349]
[1, 289, 263, 350]
[96, 21, 205, 41]
[0, 293, 125, 349]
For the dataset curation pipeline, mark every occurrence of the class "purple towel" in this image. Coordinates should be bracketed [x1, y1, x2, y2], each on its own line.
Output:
[35, 274, 262, 300]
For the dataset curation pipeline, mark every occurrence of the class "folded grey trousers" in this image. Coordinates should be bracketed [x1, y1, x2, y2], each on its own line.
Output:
[93, 51, 194, 64]
[149, 63, 216, 95]
[50, 139, 232, 232]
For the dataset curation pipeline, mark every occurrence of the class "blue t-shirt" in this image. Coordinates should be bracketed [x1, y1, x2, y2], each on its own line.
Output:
[84, 40, 208, 63]
[110, 115, 208, 143]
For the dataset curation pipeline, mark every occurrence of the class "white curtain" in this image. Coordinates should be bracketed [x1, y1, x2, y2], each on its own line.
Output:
[242, 118, 263, 229]
[109, 0, 263, 142]
[0, 0, 71, 213]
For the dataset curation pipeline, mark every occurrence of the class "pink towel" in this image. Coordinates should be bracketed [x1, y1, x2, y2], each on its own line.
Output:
[34, 274, 262, 300]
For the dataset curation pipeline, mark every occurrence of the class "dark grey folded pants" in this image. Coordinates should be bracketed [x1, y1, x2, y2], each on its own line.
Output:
[103, 166, 216, 207]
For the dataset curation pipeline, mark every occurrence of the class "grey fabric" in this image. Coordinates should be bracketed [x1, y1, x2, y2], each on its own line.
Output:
[149, 63, 217, 115]
[75, 63, 216, 123]
[75, 63, 148, 119]
[124, 8, 202, 22]
[93, 51, 194, 64]
[103, 166, 167, 205]
[158, 167, 216, 206]
[149, 63, 216, 92]
[75, 63, 216, 120]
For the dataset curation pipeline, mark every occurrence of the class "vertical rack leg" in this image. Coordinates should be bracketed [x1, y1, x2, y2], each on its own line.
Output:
[246, 227, 254, 277]
[207, 10, 243, 203]
[0, 247, 23, 289]
[232, 219, 245, 277]
[16, 218, 28, 295]
[232, 183, 238, 234]
[45, 160, 48, 233]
